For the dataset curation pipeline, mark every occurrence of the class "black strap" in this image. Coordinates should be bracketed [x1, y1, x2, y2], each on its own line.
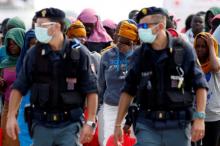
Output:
[172, 38, 185, 67]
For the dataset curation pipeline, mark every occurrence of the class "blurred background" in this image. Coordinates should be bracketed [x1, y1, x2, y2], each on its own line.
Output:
[0, 0, 220, 30]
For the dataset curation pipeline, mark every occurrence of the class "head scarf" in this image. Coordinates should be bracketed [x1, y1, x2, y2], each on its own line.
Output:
[213, 25, 220, 45]
[64, 17, 72, 32]
[0, 28, 25, 69]
[194, 32, 218, 73]
[66, 20, 86, 38]
[77, 8, 112, 42]
[16, 29, 35, 74]
[103, 19, 117, 29]
[6, 16, 26, 30]
[205, 7, 220, 31]
[118, 20, 138, 42]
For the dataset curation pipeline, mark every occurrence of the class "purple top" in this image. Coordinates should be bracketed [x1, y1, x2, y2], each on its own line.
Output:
[3, 68, 16, 102]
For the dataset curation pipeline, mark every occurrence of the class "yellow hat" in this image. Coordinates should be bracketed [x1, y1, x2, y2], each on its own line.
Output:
[118, 21, 138, 42]
[66, 20, 86, 38]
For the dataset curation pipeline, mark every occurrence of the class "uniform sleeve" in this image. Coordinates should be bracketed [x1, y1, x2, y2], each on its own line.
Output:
[12, 48, 34, 95]
[121, 48, 142, 96]
[78, 47, 98, 95]
[186, 43, 208, 91]
[97, 54, 107, 104]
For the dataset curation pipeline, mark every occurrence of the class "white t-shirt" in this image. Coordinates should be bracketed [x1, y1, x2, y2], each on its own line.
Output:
[205, 59, 220, 121]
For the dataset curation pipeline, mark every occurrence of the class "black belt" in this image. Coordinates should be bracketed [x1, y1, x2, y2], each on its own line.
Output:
[32, 110, 71, 123]
[140, 109, 192, 121]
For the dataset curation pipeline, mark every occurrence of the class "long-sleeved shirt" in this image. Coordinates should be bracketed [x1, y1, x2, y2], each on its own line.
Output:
[98, 47, 132, 106]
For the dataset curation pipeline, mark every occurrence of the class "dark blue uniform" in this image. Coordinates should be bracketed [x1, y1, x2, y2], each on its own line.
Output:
[13, 38, 97, 96]
[13, 38, 97, 146]
[121, 33, 208, 146]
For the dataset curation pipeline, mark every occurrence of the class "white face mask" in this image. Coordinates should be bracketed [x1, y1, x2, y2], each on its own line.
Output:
[138, 28, 157, 43]
[35, 26, 53, 43]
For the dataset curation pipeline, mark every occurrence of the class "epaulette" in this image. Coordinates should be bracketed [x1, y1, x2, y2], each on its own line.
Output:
[100, 44, 115, 55]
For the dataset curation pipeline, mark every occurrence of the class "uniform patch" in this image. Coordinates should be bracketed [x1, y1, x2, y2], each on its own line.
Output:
[66, 78, 77, 90]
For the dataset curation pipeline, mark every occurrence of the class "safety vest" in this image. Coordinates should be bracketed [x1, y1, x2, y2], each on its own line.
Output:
[137, 38, 194, 110]
[30, 39, 85, 111]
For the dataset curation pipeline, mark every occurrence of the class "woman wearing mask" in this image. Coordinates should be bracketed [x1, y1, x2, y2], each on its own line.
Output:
[0, 27, 25, 146]
[98, 20, 138, 146]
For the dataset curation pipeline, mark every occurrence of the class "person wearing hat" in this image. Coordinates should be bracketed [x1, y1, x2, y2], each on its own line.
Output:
[6, 7, 98, 146]
[98, 20, 138, 146]
[114, 6, 208, 146]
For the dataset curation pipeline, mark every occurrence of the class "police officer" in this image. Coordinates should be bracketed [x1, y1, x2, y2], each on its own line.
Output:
[6, 8, 98, 146]
[114, 7, 208, 146]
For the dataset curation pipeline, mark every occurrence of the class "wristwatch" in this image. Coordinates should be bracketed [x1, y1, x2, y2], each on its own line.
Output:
[193, 112, 206, 119]
[86, 120, 96, 129]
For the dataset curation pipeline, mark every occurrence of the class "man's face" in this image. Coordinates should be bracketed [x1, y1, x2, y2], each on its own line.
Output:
[139, 15, 159, 34]
[35, 18, 57, 36]
[83, 23, 95, 37]
[191, 15, 204, 35]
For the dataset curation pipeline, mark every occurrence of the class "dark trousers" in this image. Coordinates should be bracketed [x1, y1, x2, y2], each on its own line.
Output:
[192, 120, 220, 146]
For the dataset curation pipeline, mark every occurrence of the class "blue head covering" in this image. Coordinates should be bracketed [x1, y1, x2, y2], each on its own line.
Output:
[16, 29, 36, 74]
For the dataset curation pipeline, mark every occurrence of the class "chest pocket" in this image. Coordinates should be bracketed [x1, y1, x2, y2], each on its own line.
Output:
[30, 83, 50, 107]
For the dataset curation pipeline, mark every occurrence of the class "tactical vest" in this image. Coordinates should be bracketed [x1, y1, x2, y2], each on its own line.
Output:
[137, 38, 194, 110]
[30, 39, 85, 111]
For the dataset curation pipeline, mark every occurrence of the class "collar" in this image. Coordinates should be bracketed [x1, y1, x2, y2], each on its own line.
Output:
[143, 31, 175, 54]
[41, 35, 68, 56]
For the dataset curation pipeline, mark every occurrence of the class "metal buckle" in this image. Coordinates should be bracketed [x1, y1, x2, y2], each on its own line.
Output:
[156, 111, 166, 120]
[53, 114, 58, 121]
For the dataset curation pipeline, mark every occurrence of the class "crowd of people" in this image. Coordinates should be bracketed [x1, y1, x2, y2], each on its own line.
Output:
[0, 5, 219, 146]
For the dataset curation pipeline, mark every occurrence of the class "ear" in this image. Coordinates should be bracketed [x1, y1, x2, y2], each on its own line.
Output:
[55, 23, 61, 31]
[158, 23, 165, 30]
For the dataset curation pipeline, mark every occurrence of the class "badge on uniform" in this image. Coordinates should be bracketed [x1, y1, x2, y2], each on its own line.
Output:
[170, 75, 184, 88]
[66, 78, 77, 90]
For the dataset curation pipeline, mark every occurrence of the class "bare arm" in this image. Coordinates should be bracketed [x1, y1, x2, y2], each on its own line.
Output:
[6, 89, 23, 140]
[115, 92, 134, 126]
[195, 88, 207, 113]
[7, 89, 23, 118]
[86, 93, 98, 121]
[209, 46, 220, 72]
[114, 92, 133, 146]
[205, 34, 220, 72]
[191, 88, 207, 142]
[80, 92, 98, 144]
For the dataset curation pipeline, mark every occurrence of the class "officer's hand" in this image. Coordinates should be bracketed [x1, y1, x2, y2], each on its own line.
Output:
[114, 126, 123, 146]
[191, 119, 205, 142]
[6, 115, 20, 140]
[79, 124, 95, 144]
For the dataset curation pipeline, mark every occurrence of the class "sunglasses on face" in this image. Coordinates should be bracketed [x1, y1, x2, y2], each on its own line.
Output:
[137, 22, 158, 29]
[118, 40, 133, 46]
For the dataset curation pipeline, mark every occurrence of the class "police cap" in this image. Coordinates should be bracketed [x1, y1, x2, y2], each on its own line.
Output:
[136, 7, 168, 23]
[35, 7, 65, 20]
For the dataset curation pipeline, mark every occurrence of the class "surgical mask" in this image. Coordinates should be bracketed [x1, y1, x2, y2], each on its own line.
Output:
[35, 26, 52, 43]
[138, 28, 157, 43]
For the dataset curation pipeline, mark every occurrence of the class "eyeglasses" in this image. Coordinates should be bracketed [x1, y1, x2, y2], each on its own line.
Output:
[35, 22, 57, 28]
[137, 23, 158, 29]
